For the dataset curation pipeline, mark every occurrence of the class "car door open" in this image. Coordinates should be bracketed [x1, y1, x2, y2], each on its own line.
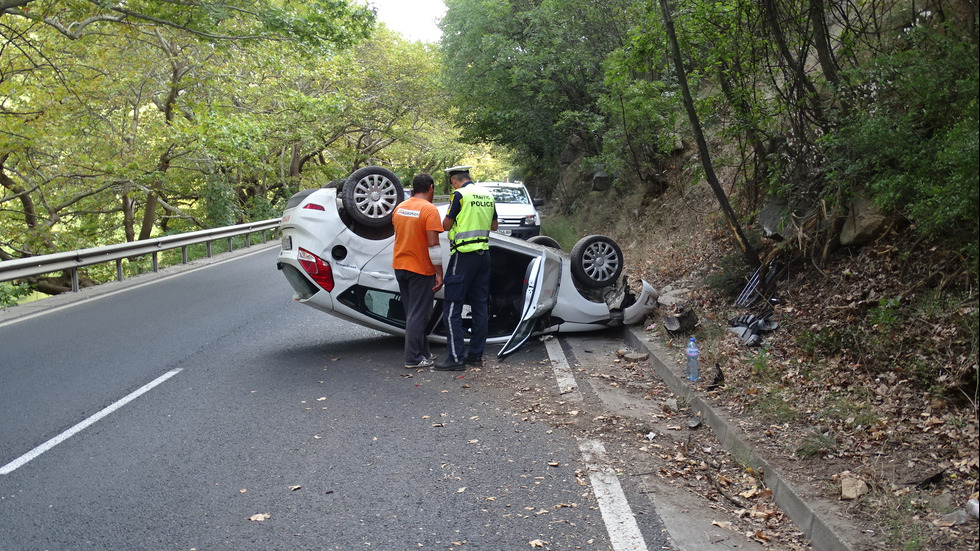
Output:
[497, 249, 561, 358]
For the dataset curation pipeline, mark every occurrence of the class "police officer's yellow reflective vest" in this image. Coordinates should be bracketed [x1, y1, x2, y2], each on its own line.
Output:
[449, 184, 495, 253]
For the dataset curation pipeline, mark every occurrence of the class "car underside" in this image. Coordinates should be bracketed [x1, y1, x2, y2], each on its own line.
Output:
[276, 167, 658, 357]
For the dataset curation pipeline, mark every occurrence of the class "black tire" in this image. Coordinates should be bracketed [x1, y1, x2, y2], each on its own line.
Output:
[341, 167, 404, 227]
[570, 235, 623, 288]
[528, 235, 562, 250]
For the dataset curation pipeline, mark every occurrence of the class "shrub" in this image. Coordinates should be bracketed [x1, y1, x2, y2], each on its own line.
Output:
[822, 24, 979, 268]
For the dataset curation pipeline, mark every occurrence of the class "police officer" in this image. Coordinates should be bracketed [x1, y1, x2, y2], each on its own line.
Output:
[434, 166, 498, 371]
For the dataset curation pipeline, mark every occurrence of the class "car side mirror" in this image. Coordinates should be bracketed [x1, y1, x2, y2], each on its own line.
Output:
[533, 198, 544, 207]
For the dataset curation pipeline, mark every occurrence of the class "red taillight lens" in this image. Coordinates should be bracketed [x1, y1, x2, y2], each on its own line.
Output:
[303, 203, 326, 211]
[297, 248, 334, 291]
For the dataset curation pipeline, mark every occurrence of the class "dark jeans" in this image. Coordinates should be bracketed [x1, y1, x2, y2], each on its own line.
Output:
[442, 250, 491, 362]
[395, 269, 436, 364]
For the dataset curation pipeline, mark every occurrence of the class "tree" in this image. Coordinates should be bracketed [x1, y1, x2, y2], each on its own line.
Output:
[440, 0, 633, 186]
[1, 9, 465, 287]
[1, 0, 375, 47]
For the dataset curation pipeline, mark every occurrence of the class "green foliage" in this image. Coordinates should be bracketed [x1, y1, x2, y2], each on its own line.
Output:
[749, 344, 778, 382]
[796, 430, 838, 459]
[0, 7, 461, 286]
[747, 384, 799, 423]
[868, 297, 903, 331]
[441, 0, 635, 180]
[202, 176, 241, 228]
[822, 24, 979, 263]
[597, 35, 681, 179]
[2, 0, 376, 49]
[0, 282, 32, 308]
[539, 217, 580, 251]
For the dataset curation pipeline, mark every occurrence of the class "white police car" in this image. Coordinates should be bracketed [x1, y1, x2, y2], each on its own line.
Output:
[277, 167, 658, 357]
[474, 181, 542, 239]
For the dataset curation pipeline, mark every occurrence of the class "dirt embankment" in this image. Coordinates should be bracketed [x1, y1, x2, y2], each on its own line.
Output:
[544, 157, 979, 550]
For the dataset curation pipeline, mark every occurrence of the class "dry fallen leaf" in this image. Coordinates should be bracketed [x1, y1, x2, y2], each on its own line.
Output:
[529, 540, 548, 548]
[249, 513, 270, 522]
[712, 520, 734, 530]
[289, 485, 302, 491]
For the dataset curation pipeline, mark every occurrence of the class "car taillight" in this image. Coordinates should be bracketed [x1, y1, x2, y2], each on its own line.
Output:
[303, 203, 326, 211]
[297, 248, 334, 291]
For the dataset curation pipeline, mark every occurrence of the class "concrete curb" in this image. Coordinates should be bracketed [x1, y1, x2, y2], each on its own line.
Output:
[623, 325, 854, 551]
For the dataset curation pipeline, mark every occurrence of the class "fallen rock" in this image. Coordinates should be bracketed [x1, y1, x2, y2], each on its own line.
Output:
[622, 352, 649, 362]
[840, 476, 869, 500]
[841, 190, 897, 245]
[658, 287, 691, 308]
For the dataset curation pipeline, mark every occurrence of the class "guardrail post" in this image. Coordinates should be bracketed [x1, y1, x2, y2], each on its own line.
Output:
[206, 241, 212, 258]
[246, 232, 251, 247]
[226, 237, 233, 253]
[116, 259, 123, 281]
[70, 268, 79, 292]
[152, 252, 159, 273]
[181, 246, 188, 264]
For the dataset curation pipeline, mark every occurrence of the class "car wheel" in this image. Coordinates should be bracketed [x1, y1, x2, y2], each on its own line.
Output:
[341, 167, 404, 227]
[528, 235, 562, 250]
[570, 235, 623, 288]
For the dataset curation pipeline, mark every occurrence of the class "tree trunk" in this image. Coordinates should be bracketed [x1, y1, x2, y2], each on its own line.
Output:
[761, 0, 828, 129]
[122, 181, 136, 242]
[810, 0, 842, 88]
[657, 0, 761, 269]
[138, 191, 157, 241]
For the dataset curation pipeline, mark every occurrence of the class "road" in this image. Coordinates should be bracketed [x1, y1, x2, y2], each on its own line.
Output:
[0, 245, 670, 550]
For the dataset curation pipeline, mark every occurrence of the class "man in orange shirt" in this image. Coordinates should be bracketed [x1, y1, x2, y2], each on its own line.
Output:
[392, 173, 445, 368]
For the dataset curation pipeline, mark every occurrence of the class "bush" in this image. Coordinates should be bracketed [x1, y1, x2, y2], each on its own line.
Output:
[823, 24, 979, 267]
[0, 281, 32, 308]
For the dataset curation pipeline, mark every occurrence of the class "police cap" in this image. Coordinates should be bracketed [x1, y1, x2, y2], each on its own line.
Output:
[444, 165, 472, 178]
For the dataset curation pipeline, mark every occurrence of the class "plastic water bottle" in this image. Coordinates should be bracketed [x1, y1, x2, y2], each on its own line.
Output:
[685, 337, 699, 382]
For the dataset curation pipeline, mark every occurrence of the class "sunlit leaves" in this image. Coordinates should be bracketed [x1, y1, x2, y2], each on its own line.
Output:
[2, 0, 376, 49]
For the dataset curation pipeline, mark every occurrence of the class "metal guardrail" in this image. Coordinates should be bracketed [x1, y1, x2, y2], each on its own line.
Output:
[0, 218, 281, 292]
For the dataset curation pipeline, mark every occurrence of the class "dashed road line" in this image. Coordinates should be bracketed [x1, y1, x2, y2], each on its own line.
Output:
[545, 337, 649, 551]
[543, 336, 583, 401]
[0, 368, 183, 475]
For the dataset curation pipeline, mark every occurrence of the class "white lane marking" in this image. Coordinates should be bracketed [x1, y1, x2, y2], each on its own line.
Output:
[0, 368, 183, 475]
[0, 244, 278, 330]
[543, 337, 583, 401]
[580, 439, 650, 551]
[543, 337, 648, 551]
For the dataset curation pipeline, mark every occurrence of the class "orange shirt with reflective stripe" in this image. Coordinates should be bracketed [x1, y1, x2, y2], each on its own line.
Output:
[392, 196, 444, 276]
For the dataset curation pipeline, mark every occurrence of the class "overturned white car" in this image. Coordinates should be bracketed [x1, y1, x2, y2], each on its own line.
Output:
[276, 167, 658, 357]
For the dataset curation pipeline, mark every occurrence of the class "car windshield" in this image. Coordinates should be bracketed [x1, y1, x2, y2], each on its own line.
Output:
[483, 186, 530, 205]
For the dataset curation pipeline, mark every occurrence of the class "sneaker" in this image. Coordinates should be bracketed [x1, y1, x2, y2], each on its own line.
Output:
[464, 355, 483, 366]
[433, 357, 465, 371]
[405, 358, 435, 369]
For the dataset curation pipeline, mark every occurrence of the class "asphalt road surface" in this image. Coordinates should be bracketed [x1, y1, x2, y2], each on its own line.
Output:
[0, 244, 670, 550]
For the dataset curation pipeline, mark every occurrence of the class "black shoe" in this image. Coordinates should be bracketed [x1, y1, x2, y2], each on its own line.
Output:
[464, 355, 483, 366]
[434, 357, 465, 371]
